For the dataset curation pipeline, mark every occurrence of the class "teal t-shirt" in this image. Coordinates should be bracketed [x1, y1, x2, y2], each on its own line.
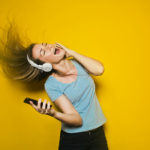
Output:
[44, 59, 107, 133]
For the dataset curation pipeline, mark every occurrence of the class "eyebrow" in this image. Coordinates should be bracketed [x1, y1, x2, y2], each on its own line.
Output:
[42, 43, 47, 46]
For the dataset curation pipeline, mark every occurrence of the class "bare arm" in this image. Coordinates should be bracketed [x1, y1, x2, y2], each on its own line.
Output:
[56, 43, 104, 76]
[53, 111, 82, 126]
[29, 95, 82, 127]
[71, 51, 104, 76]
[52, 95, 82, 126]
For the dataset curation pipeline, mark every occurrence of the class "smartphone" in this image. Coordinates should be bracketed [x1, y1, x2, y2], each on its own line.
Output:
[24, 97, 52, 108]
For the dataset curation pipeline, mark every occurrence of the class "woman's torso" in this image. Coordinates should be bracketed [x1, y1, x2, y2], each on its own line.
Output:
[44, 59, 107, 133]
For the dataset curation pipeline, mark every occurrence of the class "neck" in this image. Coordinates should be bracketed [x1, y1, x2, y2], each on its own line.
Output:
[52, 59, 74, 77]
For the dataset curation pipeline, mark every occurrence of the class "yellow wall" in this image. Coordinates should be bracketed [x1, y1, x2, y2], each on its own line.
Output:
[0, 0, 150, 149]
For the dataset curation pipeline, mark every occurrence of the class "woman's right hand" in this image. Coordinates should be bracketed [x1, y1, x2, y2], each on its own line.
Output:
[29, 98, 56, 117]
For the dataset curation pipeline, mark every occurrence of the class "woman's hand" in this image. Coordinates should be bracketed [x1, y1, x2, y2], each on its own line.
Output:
[29, 98, 56, 117]
[55, 42, 74, 58]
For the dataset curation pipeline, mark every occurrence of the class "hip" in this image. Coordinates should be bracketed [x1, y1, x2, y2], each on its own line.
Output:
[59, 125, 107, 145]
[59, 125, 109, 150]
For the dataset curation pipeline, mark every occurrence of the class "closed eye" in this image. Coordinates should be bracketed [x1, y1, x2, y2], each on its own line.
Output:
[42, 50, 45, 56]
[40, 49, 45, 56]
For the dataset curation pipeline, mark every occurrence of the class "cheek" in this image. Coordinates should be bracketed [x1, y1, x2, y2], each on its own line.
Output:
[47, 55, 55, 61]
[45, 50, 65, 63]
[47, 55, 58, 62]
[61, 49, 65, 53]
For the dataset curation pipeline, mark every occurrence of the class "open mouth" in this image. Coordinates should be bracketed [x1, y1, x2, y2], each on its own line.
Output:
[54, 45, 61, 55]
[54, 48, 60, 55]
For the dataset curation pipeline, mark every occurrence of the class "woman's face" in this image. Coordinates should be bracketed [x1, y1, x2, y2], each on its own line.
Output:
[32, 43, 66, 64]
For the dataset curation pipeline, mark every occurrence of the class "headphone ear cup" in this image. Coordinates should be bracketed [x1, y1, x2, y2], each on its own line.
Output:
[42, 63, 52, 72]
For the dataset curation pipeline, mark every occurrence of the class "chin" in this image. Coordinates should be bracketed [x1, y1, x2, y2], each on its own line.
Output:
[56, 53, 66, 63]
[61, 53, 66, 60]
[60, 50, 66, 58]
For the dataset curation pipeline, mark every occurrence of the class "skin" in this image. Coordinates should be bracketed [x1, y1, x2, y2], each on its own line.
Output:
[30, 42, 103, 125]
[30, 43, 81, 121]
[32, 43, 77, 78]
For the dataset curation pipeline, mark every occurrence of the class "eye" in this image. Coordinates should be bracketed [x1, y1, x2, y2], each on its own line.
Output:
[40, 49, 45, 56]
[42, 50, 45, 56]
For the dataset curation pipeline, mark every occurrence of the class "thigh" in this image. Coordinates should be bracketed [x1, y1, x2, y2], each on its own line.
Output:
[58, 130, 89, 150]
[88, 126, 109, 150]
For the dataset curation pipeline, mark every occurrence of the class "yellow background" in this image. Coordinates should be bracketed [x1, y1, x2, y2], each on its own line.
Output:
[0, 0, 150, 149]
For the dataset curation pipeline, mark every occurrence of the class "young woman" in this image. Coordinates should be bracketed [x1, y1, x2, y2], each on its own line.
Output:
[0, 25, 109, 150]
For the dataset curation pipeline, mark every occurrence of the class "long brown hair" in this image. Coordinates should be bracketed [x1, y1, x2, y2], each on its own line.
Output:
[0, 22, 54, 84]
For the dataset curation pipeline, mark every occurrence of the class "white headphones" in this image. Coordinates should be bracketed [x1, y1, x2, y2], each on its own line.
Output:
[27, 55, 52, 72]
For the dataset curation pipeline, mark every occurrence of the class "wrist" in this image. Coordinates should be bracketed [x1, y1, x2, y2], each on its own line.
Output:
[52, 109, 57, 117]
[70, 50, 77, 58]
[47, 109, 57, 117]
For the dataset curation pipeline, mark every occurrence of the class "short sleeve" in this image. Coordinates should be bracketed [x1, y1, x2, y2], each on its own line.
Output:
[44, 84, 63, 102]
[72, 59, 89, 74]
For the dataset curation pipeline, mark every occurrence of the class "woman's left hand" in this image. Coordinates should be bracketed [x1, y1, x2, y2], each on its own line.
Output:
[55, 42, 74, 58]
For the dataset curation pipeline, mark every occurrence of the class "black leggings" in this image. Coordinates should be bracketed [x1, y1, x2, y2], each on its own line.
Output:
[58, 125, 109, 150]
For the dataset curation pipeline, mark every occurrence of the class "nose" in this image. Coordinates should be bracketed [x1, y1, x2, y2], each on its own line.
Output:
[46, 44, 55, 53]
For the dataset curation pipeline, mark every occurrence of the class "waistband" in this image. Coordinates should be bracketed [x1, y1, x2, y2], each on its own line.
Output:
[61, 125, 103, 135]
